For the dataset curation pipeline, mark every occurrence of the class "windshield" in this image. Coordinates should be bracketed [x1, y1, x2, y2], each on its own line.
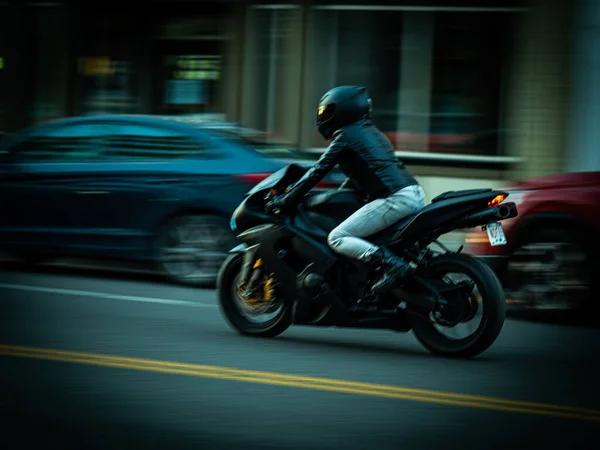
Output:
[246, 163, 307, 196]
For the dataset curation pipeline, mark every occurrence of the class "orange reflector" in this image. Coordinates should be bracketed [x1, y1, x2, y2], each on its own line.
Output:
[488, 194, 507, 207]
[465, 236, 490, 244]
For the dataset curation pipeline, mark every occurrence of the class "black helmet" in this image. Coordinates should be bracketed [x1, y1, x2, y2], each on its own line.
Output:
[316, 85, 372, 140]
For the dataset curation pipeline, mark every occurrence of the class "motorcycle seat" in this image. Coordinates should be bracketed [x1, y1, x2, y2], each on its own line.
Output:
[431, 188, 491, 203]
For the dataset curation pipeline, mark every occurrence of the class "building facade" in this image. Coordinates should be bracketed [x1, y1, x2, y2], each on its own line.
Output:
[0, 0, 589, 198]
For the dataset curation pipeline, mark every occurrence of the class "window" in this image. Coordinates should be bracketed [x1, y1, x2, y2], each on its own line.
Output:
[151, 1, 231, 118]
[0, 5, 7, 132]
[27, 5, 69, 124]
[302, 8, 404, 148]
[429, 12, 515, 156]
[9, 124, 108, 162]
[155, 51, 224, 116]
[102, 123, 216, 160]
[73, 9, 142, 115]
[242, 6, 303, 144]
[301, 7, 515, 157]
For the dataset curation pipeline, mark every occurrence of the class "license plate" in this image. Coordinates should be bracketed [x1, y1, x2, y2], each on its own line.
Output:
[485, 222, 507, 246]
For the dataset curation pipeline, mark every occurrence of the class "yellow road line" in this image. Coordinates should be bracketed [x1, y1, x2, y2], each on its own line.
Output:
[1, 344, 599, 422]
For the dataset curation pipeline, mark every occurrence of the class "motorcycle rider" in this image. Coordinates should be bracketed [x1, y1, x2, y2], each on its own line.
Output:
[269, 85, 426, 294]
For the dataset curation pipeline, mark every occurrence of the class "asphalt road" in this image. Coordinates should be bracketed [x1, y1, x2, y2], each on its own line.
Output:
[1, 263, 600, 450]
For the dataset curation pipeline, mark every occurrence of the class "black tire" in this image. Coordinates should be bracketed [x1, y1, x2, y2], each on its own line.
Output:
[217, 253, 292, 338]
[506, 226, 598, 318]
[410, 253, 506, 359]
[154, 214, 237, 288]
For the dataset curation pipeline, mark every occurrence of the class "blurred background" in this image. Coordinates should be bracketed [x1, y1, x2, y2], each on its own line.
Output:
[2, 1, 600, 449]
[0, 0, 593, 186]
[2, 0, 600, 309]
[1, 0, 599, 309]
[0, 0, 582, 178]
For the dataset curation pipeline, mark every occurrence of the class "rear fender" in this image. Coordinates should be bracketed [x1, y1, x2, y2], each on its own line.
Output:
[392, 190, 510, 243]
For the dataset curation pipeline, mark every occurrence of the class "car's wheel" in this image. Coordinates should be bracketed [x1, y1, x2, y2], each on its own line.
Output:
[505, 226, 599, 318]
[154, 214, 237, 287]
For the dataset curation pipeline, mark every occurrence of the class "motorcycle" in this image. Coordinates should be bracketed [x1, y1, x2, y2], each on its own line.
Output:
[217, 164, 518, 358]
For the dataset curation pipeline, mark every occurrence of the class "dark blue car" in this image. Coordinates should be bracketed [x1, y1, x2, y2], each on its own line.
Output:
[0, 115, 340, 286]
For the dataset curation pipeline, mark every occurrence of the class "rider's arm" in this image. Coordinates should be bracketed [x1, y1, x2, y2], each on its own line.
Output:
[281, 134, 346, 205]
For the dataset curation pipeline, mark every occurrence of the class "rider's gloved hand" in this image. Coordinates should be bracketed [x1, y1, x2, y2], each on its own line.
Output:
[267, 195, 291, 214]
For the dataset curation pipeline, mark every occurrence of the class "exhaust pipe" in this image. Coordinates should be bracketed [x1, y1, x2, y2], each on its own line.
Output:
[459, 202, 518, 229]
[493, 204, 512, 219]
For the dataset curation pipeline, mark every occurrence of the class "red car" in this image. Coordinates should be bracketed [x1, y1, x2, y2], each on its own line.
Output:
[463, 171, 600, 316]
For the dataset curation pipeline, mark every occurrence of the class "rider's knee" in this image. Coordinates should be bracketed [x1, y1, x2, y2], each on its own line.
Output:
[327, 228, 346, 249]
[327, 231, 337, 249]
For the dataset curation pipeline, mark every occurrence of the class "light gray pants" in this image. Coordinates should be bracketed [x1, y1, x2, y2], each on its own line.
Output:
[327, 184, 426, 262]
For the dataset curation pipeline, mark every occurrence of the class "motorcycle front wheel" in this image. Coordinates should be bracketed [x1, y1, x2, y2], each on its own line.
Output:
[217, 253, 292, 338]
[409, 253, 506, 359]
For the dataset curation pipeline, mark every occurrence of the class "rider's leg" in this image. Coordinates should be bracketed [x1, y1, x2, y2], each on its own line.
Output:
[327, 185, 426, 293]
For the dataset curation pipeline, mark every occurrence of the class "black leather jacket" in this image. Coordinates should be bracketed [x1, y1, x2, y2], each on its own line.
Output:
[283, 119, 418, 204]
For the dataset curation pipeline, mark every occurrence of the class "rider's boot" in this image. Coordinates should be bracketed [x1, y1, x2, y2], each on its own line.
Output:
[370, 247, 413, 294]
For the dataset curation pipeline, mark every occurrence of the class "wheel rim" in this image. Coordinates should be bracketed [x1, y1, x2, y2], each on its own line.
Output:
[230, 272, 285, 325]
[506, 241, 591, 310]
[158, 216, 233, 283]
[429, 272, 485, 341]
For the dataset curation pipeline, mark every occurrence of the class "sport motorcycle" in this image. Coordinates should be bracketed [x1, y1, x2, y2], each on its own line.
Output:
[217, 164, 518, 358]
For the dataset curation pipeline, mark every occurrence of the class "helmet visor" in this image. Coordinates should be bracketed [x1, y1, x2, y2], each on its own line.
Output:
[316, 104, 335, 125]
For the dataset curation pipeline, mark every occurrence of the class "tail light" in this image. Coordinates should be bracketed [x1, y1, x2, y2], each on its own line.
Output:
[234, 172, 339, 189]
[488, 194, 507, 207]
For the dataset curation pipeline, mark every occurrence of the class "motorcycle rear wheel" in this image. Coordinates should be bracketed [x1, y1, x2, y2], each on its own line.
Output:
[410, 253, 506, 359]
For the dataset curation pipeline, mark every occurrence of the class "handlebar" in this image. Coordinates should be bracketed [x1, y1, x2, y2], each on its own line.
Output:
[264, 200, 282, 215]
[263, 188, 285, 215]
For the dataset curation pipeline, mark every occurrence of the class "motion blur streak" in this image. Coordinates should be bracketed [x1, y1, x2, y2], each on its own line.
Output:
[2, 344, 599, 423]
